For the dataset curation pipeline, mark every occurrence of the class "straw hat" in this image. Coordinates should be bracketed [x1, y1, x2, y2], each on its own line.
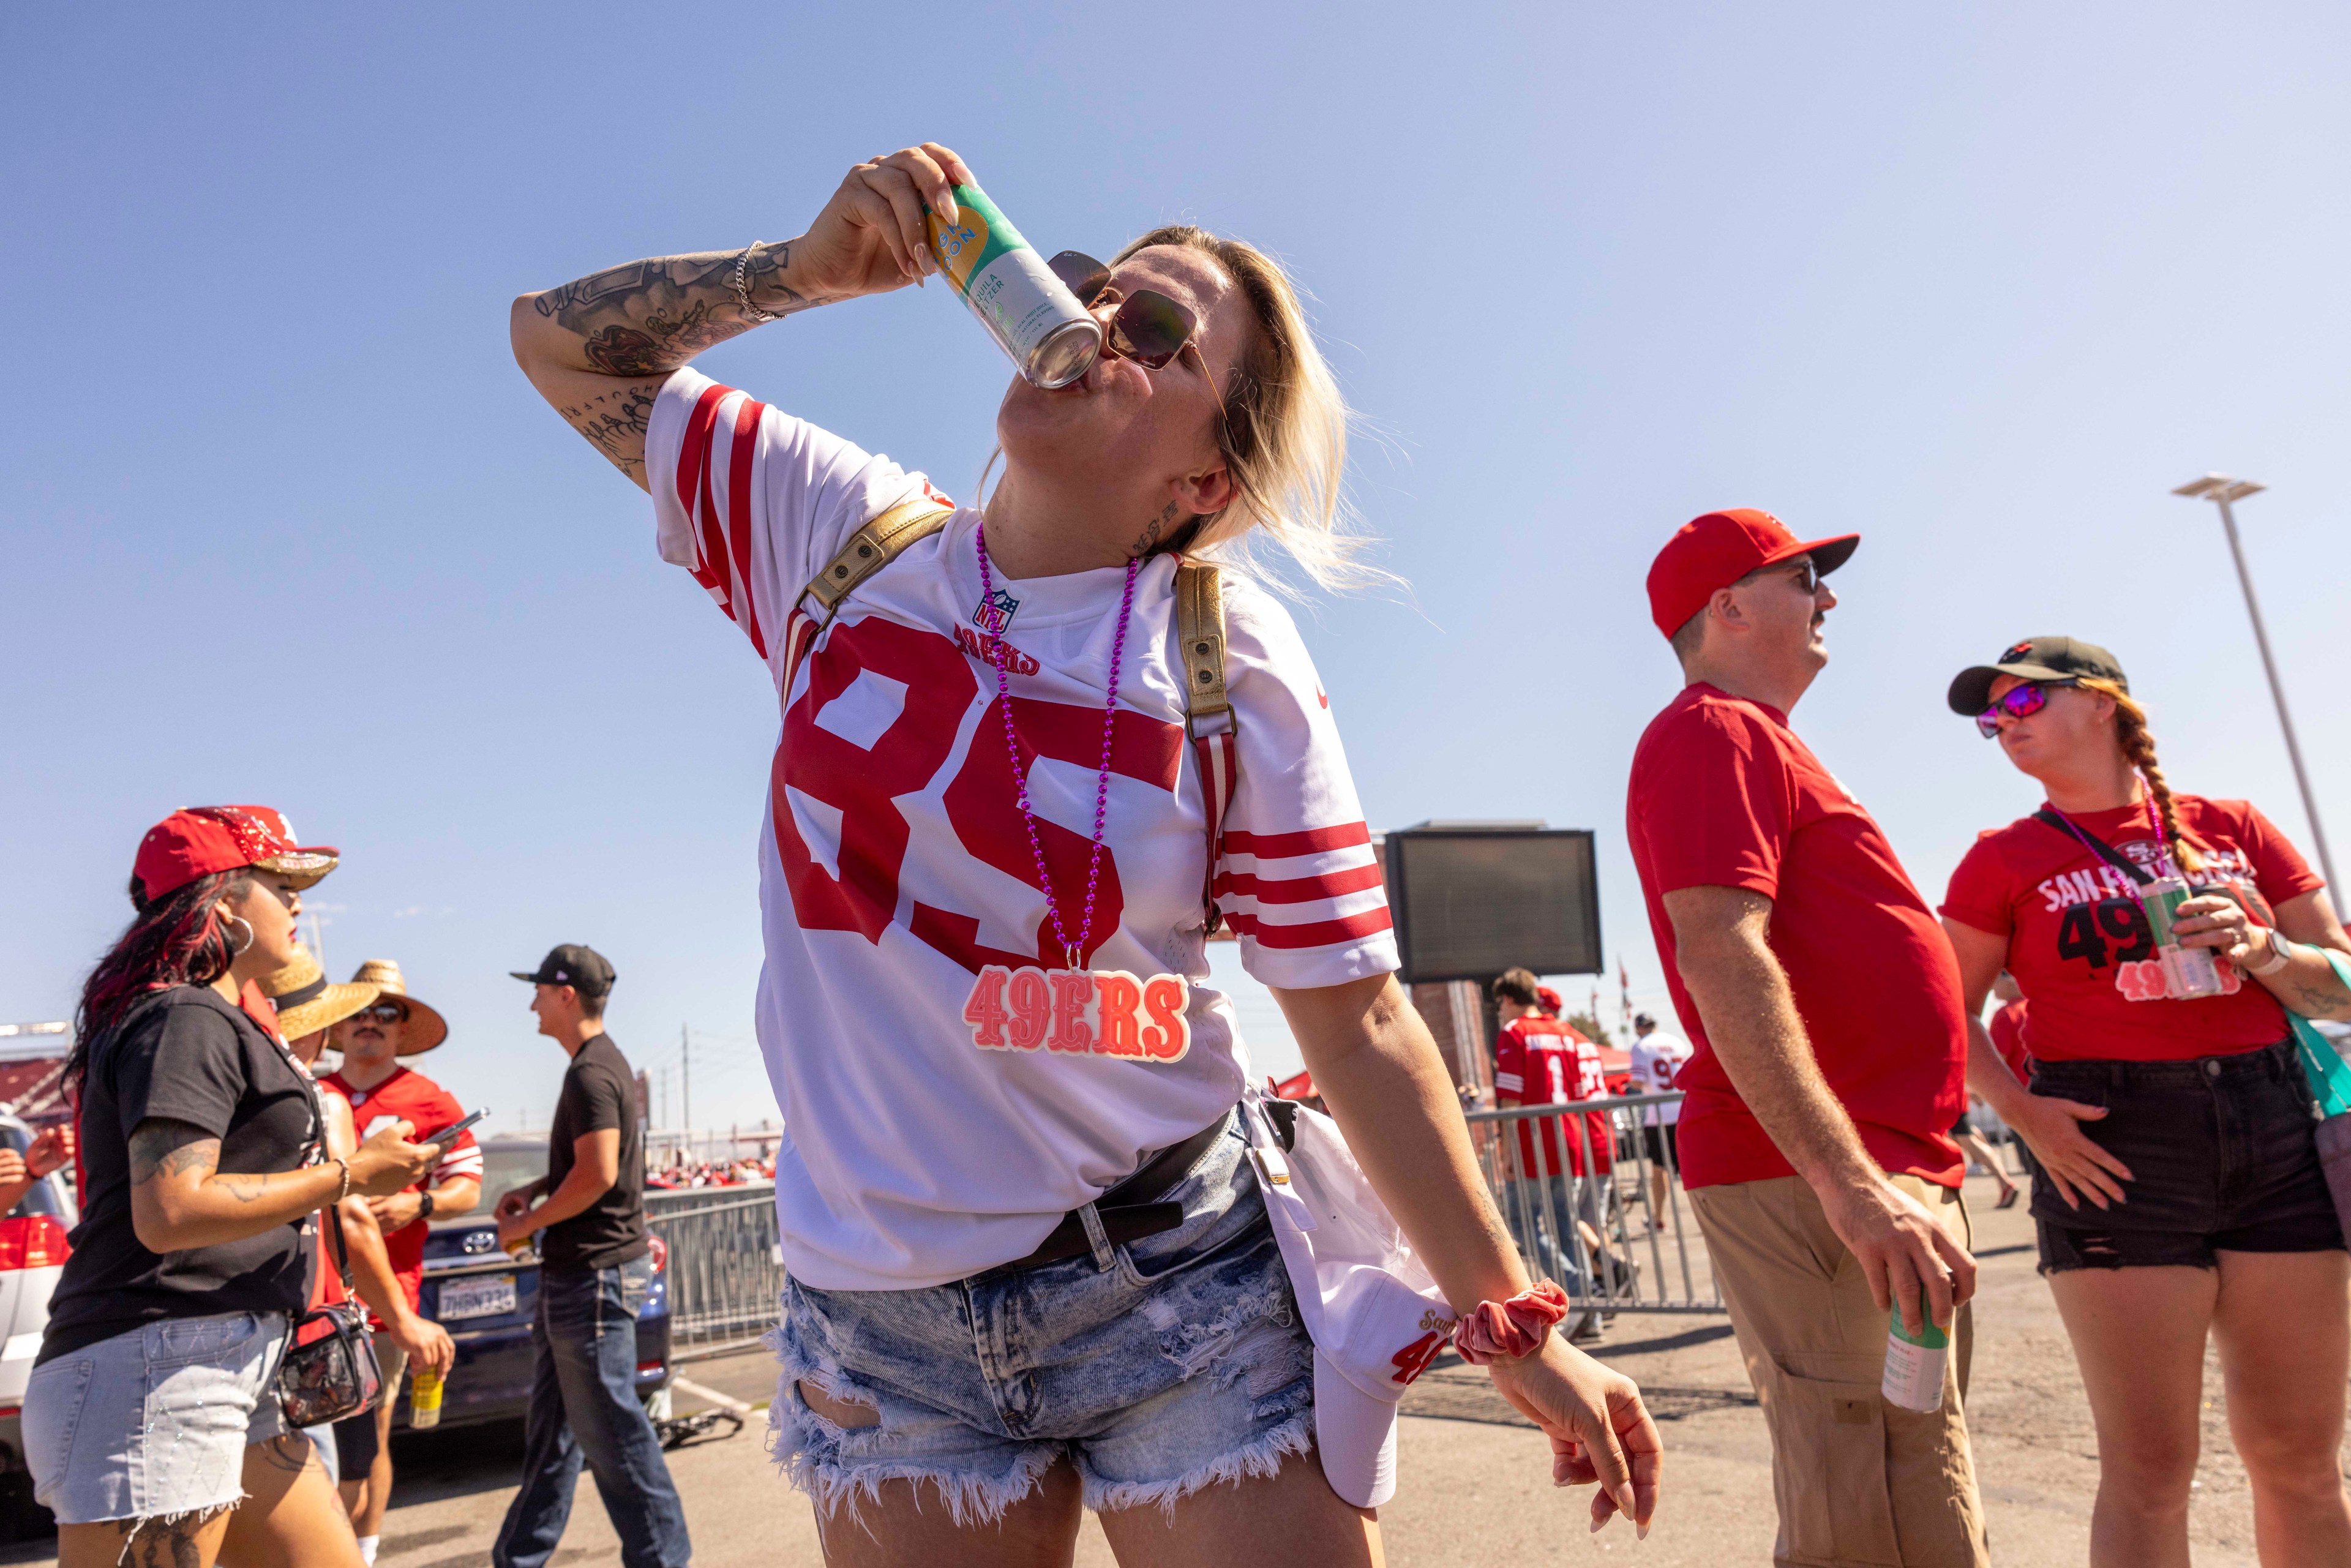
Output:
[345, 959, 449, 1054]
[258, 950, 381, 1043]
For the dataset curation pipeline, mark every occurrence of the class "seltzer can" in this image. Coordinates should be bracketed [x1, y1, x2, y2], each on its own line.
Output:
[1882, 1290, 1949, 1414]
[924, 182, 1101, 389]
[408, 1367, 445, 1430]
[2142, 876, 2226, 999]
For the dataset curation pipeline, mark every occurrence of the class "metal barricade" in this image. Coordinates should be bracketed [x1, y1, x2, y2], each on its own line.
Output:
[647, 1184, 785, 1352]
[1464, 1092, 1725, 1315]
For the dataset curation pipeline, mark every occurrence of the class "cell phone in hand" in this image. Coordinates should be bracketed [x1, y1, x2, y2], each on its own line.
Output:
[425, 1109, 490, 1149]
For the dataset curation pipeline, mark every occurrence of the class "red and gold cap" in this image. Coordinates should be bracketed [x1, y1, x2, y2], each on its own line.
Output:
[132, 806, 340, 901]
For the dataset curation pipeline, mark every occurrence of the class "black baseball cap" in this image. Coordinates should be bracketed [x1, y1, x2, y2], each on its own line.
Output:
[1947, 636, 2128, 718]
[511, 943, 617, 997]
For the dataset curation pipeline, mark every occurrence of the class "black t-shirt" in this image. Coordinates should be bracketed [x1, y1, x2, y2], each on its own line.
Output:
[542, 1033, 647, 1272]
[43, 987, 321, 1364]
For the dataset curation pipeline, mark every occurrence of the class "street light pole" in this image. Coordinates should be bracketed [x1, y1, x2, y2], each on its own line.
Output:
[2172, 475, 2340, 894]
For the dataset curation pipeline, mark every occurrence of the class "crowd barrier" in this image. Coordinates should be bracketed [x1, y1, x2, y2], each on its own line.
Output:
[645, 1184, 786, 1354]
[1463, 1092, 1727, 1316]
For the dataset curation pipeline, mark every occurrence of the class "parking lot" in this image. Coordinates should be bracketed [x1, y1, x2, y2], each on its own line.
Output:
[0, 1174, 2328, 1566]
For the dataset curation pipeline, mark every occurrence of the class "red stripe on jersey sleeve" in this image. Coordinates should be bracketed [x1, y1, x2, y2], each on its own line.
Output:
[1221, 823, 1373, 859]
[726, 393, 770, 658]
[675, 383, 729, 519]
[1223, 906, 1395, 950]
[1212, 863, 1387, 905]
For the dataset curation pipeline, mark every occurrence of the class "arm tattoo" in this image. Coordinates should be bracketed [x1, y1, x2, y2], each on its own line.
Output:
[128, 1120, 219, 1187]
[557, 380, 661, 481]
[534, 241, 831, 378]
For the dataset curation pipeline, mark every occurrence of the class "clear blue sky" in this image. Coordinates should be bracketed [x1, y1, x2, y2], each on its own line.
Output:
[7, 3, 2348, 1135]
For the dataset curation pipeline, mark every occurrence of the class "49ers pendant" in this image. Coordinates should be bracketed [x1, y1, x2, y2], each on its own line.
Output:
[962, 967, 1192, 1063]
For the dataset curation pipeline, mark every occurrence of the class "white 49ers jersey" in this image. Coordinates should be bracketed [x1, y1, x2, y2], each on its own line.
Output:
[648, 369, 1398, 1289]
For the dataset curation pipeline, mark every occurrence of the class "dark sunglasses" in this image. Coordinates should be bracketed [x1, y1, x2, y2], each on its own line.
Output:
[353, 1002, 409, 1025]
[1046, 252, 1201, 370]
[1975, 679, 2078, 739]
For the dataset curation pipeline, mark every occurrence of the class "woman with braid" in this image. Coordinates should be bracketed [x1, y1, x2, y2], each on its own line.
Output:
[1938, 637, 2351, 1566]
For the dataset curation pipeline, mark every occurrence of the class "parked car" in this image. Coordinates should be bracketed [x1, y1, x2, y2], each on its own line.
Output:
[399, 1134, 672, 1433]
[0, 1115, 79, 1502]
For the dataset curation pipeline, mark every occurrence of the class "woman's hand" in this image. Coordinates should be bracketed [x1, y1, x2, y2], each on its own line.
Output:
[783, 143, 978, 303]
[1485, 1337, 1661, 1534]
[25, 1125, 72, 1179]
[347, 1119, 437, 1199]
[2172, 893, 2258, 959]
[2008, 1092, 2131, 1209]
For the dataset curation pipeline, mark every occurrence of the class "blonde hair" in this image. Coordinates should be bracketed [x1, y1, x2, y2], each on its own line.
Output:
[2080, 677, 2204, 873]
[1108, 226, 1379, 593]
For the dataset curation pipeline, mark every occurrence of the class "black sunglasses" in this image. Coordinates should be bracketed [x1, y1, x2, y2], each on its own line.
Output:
[353, 1002, 409, 1025]
[1046, 252, 1202, 370]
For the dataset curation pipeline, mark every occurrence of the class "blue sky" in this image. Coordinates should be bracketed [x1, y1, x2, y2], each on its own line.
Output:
[7, 3, 2348, 1135]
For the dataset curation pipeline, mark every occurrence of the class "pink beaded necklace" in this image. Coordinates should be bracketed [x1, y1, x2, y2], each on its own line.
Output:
[975, 522, 1139, 970]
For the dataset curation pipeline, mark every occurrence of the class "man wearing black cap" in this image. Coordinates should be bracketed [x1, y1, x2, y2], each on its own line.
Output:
[492, 946, 688, 1568]
[1625, 510, 1986, 1566]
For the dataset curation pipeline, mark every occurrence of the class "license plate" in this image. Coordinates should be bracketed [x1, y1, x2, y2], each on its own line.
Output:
[438, 1274, 517, 1322]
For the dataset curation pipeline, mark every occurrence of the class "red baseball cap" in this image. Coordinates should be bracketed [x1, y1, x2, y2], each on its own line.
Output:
[1646, 509, 1861, 639]
[132, 806, 340, 901]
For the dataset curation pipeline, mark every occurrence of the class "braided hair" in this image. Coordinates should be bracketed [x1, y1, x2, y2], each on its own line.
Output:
[2080, 677, 2203, 874]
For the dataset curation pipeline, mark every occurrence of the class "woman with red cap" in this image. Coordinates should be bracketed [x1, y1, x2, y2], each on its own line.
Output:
[24, 808, 440, 1568]
[1939, 639, 2351, 1564]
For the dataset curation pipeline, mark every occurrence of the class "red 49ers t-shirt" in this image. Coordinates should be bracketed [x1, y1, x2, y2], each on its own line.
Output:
[1940, 796, 2319, 1063]
[1494, 1016, 1613, 1177]
[321, 1067, 482, 1318]
[1626, 684, 1968, 1190]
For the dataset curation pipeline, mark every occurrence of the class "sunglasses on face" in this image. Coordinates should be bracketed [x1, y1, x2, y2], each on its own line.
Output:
[1975, 679, 2079, 739]
[1046, 252, 1202, 371]
[354, 1003, 408, 1026]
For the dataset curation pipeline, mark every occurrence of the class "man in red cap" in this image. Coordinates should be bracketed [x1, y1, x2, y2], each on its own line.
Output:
[1625, 511, 1985, 1566]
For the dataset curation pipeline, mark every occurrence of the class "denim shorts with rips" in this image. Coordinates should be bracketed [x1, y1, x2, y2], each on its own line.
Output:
[768, 1112, 1315, 1524]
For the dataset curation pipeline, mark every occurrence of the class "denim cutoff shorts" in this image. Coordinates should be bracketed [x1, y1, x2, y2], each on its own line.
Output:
[24, 1309, 291, 1526]
[2031, 1038, 2346, 1272]
[770, 1112, 1315, 1522]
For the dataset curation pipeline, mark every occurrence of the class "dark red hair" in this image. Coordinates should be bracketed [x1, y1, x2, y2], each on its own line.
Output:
[67, 869, 253, 1103]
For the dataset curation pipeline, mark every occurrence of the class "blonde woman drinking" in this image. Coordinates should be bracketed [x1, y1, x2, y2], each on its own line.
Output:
[511, 141, 1659, 1566]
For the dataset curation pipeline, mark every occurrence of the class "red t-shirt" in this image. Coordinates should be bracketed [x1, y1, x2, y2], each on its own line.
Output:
[1626, 684, 1968, 1189]
[1494, 1016, 1613, 1177]
[320, 1066, 482, 1317]
[1940, 796, 2320, 1063]
[1987, 999, 2031, 1082]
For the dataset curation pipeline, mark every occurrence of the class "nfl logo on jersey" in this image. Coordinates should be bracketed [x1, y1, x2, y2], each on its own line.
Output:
[973, 588, 1021, 636]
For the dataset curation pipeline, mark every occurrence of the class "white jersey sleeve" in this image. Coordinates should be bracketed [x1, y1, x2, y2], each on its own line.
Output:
[645, 367, 945, 692]
[1211, 576, 1399, 989]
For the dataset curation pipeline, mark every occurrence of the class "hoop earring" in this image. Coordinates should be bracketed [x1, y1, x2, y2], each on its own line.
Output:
[223, 914, 255, 957]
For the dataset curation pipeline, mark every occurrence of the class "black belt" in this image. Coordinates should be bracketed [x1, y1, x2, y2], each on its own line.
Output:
[1004, 1111, 1233, 1272]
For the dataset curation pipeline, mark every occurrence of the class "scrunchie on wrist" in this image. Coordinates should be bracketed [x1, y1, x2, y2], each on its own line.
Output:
[1452, 1280, 1572, 1364]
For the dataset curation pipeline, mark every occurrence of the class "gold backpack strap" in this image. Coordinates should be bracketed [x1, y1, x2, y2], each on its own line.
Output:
[781, 496, 956, 692]
[1176, 560, 1237, 932]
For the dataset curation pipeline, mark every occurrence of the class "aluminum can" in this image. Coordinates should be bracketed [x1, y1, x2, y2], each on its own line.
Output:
[2142, 876, 2226, 999]
[924, 182, 1101, 389]
[407, 1367, 444, 1430]
[1881, 1291, 1948, 1414]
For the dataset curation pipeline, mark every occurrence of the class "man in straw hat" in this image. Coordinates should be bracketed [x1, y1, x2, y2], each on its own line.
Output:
[257, 954, 457, 1492]
[319, 959, 481, 1564]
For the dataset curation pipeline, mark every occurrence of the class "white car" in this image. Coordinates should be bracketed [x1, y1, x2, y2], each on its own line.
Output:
[0, 1114, 76, 1521]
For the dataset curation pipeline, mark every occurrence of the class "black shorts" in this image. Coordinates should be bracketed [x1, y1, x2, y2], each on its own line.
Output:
[2028, 1038, 2345, 1273]
[332, 1403, 380, 1476]
[1641, 1123, 1679, 1169]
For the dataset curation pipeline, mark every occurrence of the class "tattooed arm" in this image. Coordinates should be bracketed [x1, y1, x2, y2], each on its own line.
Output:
[509, 141, 977, 490]
[126, 1116, 438, 1254]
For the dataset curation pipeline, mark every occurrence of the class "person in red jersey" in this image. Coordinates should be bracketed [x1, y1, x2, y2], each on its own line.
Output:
[1491, 970, 1603, 1308]
[1985, 972, 2030, 1084]
[1625, 509, 1984, 1566]
[1938, 636, 2351, 1566]
[318, 960, 480, 1562]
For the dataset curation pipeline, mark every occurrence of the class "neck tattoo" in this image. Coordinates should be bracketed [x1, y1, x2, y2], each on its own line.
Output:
[958, 523, 1193, 1065]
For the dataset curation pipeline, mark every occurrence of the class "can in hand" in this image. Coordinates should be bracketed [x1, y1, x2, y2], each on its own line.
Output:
[1881, 1289, 1948, 1414]
[924, 182, 1101, 389]
[408, 1367, 445, 1430]
[2142, 876, 2226, 999]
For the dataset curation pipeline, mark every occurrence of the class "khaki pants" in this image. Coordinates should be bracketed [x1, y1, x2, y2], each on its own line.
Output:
[1688, 1175, 1989, 1568]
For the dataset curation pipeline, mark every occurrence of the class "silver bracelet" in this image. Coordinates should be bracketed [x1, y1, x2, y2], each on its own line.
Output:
[733, 244, 781, 323]
[2246, 930, 2296, 977]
